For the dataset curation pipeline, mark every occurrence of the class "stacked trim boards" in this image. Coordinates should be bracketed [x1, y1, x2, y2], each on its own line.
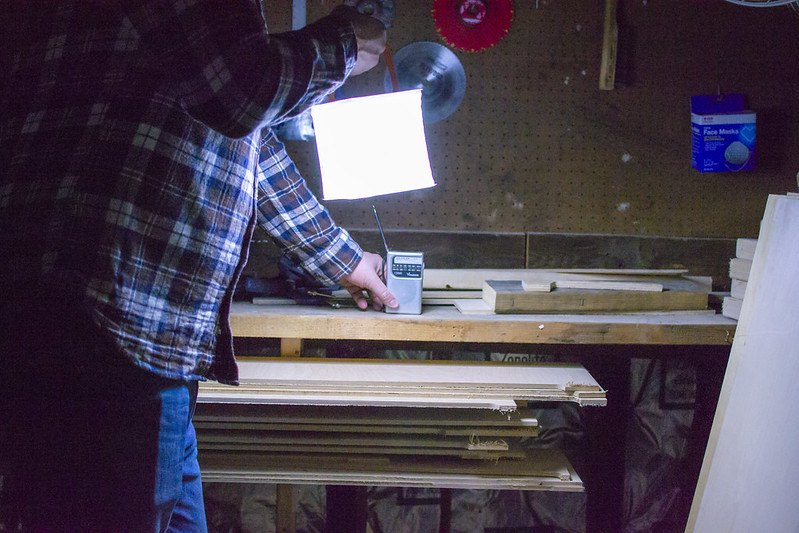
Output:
[197, 358, 605, 491]
[200, 359, 606, 407]
[422, 269, 712, 314]
[723, 238, 757, 320]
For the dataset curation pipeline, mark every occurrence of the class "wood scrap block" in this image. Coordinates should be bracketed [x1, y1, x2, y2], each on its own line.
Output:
[521, 280, 556, 292]
[730, 279, 747, 301]
[721, 296, 742, 321]
[423, 290, 482, 299]
[729, 257, 753, 281]
[735, 238, 758, 261]
[454, 299, 493, 315]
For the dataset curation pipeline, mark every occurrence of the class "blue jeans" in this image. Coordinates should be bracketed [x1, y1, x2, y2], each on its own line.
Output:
[0, 303, 208, 532]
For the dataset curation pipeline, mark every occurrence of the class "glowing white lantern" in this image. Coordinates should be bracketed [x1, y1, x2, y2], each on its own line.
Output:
[310, 89, 436, 200]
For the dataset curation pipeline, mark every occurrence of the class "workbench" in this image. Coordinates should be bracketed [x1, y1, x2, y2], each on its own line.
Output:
[201, 302, 737, 531]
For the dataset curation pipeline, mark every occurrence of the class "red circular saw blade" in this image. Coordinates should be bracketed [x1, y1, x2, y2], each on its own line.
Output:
[433, 0, 513, 52]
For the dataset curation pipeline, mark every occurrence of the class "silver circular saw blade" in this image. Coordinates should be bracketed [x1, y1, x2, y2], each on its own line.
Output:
[385, 42, 466, 123]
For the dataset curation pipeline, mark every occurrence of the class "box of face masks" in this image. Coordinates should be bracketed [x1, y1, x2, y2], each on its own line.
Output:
[691, 94, 756, 172]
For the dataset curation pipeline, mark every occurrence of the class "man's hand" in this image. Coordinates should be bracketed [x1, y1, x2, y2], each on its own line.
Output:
[334, 6, 387, 76]
[340, 251, 398, 310]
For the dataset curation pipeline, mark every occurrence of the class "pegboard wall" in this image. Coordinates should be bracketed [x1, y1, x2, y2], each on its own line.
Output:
[268, 0, 799, 239]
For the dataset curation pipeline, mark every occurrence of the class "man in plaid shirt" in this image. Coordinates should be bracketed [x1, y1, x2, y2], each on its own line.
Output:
[0, 1, 395, 529]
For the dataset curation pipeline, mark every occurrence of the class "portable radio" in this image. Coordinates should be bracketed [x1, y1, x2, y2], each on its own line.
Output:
[372, 206, 424, 315]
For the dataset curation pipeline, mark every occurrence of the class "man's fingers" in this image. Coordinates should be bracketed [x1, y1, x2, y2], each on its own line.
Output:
[340, 252, 398, 310]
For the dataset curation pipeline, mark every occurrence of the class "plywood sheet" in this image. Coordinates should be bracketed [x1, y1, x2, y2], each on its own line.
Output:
[199, 359, 606, 406]
[194, 404, 538, 428]
[199, 448, 584, 491]
[688, 195, 799, 531]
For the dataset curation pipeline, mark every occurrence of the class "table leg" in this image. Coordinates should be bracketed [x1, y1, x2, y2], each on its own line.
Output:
[439, 488, 452, 533]
[325, 486, 367, 533]
[276, 484, 296, 533]
[280, 338, 302, 357]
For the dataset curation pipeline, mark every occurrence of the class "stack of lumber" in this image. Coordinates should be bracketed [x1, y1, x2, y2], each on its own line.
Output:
[421, 269, 712, 315]
[194, 404, 539, 461]
[723, 238, 757, 320]
[197, 358, 606, 491]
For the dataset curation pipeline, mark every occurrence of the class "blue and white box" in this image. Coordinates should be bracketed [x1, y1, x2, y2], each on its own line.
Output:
[691, 94, 756, 173]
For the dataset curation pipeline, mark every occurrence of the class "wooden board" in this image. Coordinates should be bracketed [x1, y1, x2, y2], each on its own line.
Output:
[521, 280, 556, 292]
[195, 421, 540, 438]
[482, 278, 708, 314]
[197, 430, 513, 450]
[553, 280, 663, 292]
[424, 268, 694, 290]
[454, 299, 494, 315]
[196, 390, 520, 410]
[229, 302, 737, 346]
[688, 195, 799, 531]
[728, 257, 752, 282]
[198, 442, 522, 461]
[199, 358, 607, 406]
[730, 279, 747, 301]
[199, 448, 584, 491]
[194, 404, 539, 428]
[721, 296, 742, 321]
[735, 238, 758, 261]
[234, 359, 602, 390]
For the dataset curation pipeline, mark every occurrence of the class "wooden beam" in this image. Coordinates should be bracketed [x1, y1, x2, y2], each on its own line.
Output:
[275, 484, 296, 533]
[230, 302, 737, 346]
[280, 337, 302, 357]
[483, 278, 708, 314]
[599, 0, 618, 90]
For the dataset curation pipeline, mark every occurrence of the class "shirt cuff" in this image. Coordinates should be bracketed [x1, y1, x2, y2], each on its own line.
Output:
[301, 227, 363, 286]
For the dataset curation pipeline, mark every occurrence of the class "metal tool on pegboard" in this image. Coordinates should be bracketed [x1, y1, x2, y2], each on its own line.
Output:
[384, 41, 466, 123]
[344, 0, 395, 28]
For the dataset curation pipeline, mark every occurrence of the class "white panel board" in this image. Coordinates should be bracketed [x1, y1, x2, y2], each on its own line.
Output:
[689, 195, 799, 531]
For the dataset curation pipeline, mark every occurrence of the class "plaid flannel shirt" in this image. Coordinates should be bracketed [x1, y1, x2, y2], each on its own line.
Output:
[0, 1, 362, 384]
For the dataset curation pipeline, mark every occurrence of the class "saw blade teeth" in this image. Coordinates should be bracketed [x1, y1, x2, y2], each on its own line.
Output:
[432, 0, 514, 53]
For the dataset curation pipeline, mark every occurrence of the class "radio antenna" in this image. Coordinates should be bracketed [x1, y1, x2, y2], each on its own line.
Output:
[372, 205, 391, 255]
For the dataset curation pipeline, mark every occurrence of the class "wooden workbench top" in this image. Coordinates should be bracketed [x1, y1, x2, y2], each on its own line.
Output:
[230, 302, 736, 346]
